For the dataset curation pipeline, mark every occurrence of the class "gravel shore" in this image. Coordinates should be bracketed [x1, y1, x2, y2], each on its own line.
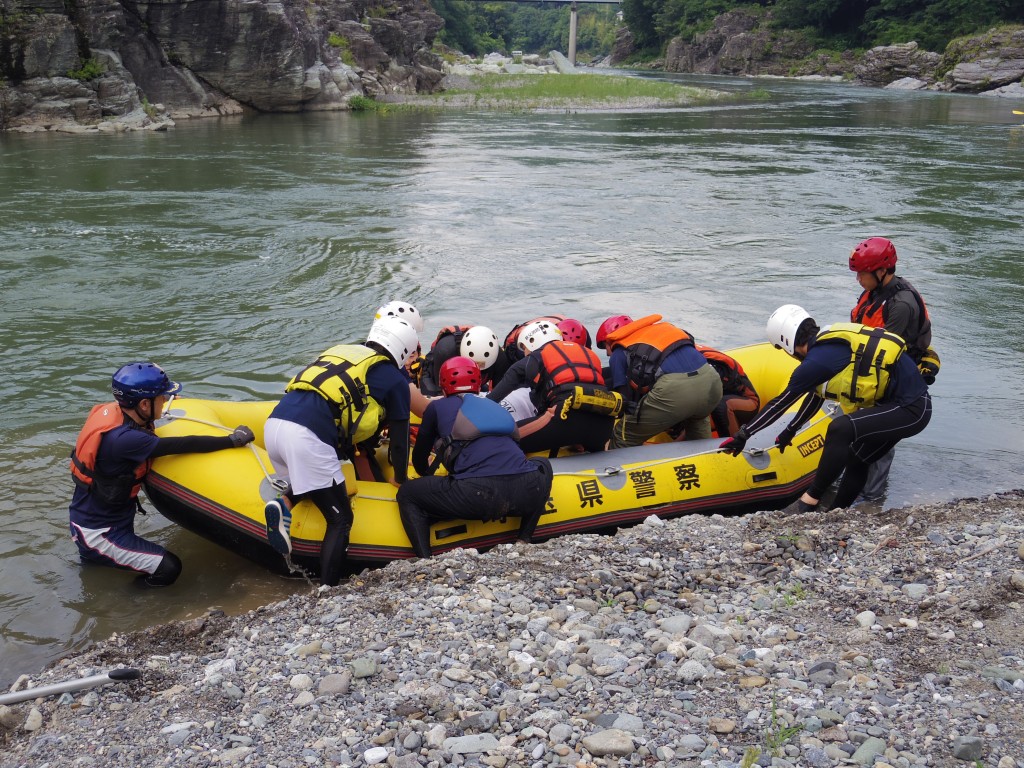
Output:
[2, 491, 1023, 768]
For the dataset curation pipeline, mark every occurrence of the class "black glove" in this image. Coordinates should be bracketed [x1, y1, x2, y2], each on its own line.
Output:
[719, 429, 748, 456]
[230, 425, 255, 447]
[775, 426, 796, 454]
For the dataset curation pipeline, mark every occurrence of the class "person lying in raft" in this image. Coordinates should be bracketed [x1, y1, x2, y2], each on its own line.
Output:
[263, 317, 417, 586]
[397, 356, 552, 558]
[69, 362, 255, 587]
[486, 320, 620, 456]
[719, 305, 932, 514]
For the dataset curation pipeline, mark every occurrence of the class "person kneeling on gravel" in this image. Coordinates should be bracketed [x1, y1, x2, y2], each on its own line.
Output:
[397, 356, 552, 558]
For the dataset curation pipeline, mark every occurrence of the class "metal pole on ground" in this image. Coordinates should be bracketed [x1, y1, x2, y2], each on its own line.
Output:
[568, 1, 578, 66]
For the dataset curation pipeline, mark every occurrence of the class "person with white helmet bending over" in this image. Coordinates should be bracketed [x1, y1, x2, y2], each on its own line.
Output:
[719, 305, 932, 514]
[262, 317, 417, 585]
[487, 320, 619, 456]
[417, 325, 506, 396]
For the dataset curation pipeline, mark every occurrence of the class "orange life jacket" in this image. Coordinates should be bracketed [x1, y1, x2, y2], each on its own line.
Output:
[850, 276, 932, 357]
[696, 345, 759, 403]
[533, 340, 606, 404]
[70, 402, 150, 500]
[605, 315, 695, 399]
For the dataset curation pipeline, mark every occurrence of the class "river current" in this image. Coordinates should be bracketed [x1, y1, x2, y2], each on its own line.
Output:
[1, 74, 1022, 686]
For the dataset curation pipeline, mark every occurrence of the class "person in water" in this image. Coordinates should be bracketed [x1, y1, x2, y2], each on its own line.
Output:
[598, 314, 722, 448]
[397, 356, 552, 558]
[847, 237, 937, 502]
[719, 305, 932, 513]
[262, 317, 416, 586]
[69, 362, 255, 587]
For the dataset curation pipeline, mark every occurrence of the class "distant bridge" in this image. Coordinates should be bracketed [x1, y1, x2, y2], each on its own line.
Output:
[459, 0, 622, 65]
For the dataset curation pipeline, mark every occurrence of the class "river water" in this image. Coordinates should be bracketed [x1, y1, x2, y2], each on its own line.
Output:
[1, 74, 1022, 686]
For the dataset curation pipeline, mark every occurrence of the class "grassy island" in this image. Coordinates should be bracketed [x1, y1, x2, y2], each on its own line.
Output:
[378, 72, 727, 112]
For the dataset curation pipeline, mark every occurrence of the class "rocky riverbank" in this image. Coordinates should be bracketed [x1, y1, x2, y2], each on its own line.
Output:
[611, 12, 1024, 98]
[2, 491, 1023, 767]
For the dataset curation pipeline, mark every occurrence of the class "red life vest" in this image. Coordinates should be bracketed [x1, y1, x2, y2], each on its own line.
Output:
[696, 345, 759, 403]
[70, 402, 150, 499]
[533, 340, 606, 404]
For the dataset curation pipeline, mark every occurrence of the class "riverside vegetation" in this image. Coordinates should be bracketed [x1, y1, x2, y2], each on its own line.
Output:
[381, 68, 728, 111]
[2, 491, 1022, 767]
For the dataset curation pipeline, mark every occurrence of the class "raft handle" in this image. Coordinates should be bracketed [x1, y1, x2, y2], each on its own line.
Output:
[435, 524, 468, 540]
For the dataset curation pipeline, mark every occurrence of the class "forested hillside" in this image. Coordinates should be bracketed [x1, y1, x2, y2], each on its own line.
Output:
[430, 0, 1024, 61]
[621, 0, 1024, 55]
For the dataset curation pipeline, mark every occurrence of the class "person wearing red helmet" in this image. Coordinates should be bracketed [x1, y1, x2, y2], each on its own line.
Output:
[600, 314, 723, 448]
[417, 324, 510, 396]
[397, 356, 552, 558]
[556, 318, 592, 348]
[849, 237, 936, 501]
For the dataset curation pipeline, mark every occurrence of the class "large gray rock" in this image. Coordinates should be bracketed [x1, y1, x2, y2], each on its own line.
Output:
[0, 0, 443, 130]
[855, 42, 941, 86]
[941, 28, 1024, 92]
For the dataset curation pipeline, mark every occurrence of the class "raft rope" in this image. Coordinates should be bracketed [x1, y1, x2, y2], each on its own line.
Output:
[161, 413, 280, 485]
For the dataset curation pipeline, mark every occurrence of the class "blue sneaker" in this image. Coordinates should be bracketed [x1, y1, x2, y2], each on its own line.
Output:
[264, 498, 292, 555]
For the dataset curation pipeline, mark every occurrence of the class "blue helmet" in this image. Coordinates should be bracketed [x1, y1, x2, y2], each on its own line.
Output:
[111, 362, 182, 407]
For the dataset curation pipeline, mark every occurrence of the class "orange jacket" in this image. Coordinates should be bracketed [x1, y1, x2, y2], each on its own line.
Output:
[70, 402, 149, 498]
[534, 340, 605, 404]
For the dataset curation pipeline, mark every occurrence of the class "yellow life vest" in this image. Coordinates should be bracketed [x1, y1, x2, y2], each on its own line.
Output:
[816, 323, 907, 413]
[286, 345, 389, 445]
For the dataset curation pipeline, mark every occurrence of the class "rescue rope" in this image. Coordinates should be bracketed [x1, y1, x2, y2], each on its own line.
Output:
[160, 413, 279, 485]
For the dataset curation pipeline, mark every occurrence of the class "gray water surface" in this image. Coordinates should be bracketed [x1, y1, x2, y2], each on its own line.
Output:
[1, 75, 1022, 685]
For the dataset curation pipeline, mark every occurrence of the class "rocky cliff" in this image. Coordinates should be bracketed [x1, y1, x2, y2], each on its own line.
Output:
[0, 0, 444, 132]
[617, 10, 1024, 98]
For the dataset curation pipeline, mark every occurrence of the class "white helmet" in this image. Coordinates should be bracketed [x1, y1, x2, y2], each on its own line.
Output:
[460, 325, 500, 370]
[374, 301, 424, 333]
[517, 320, 562, 354]
[367, 317, 419, 367]
[766, 304, 813, 356]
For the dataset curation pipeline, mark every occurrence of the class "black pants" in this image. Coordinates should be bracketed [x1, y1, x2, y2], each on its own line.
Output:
[301, 481, 353, 587]
[809, 392, 932, 509]
[396, 459, 552, 558]
[516, 402, 613, 455]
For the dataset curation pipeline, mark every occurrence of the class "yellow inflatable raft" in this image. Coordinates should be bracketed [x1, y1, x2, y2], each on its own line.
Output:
[145, 343, 834, 576]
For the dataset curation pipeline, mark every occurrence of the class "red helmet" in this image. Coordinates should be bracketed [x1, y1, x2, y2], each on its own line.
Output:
[596, 315, 633, 350]
[849, 237, 897, 272]
[556, 318, 589, 346]
[439, 355, 482, 396]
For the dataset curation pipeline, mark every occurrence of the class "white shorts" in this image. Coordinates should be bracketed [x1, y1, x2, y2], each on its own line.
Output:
[264, 418, 345, 496]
